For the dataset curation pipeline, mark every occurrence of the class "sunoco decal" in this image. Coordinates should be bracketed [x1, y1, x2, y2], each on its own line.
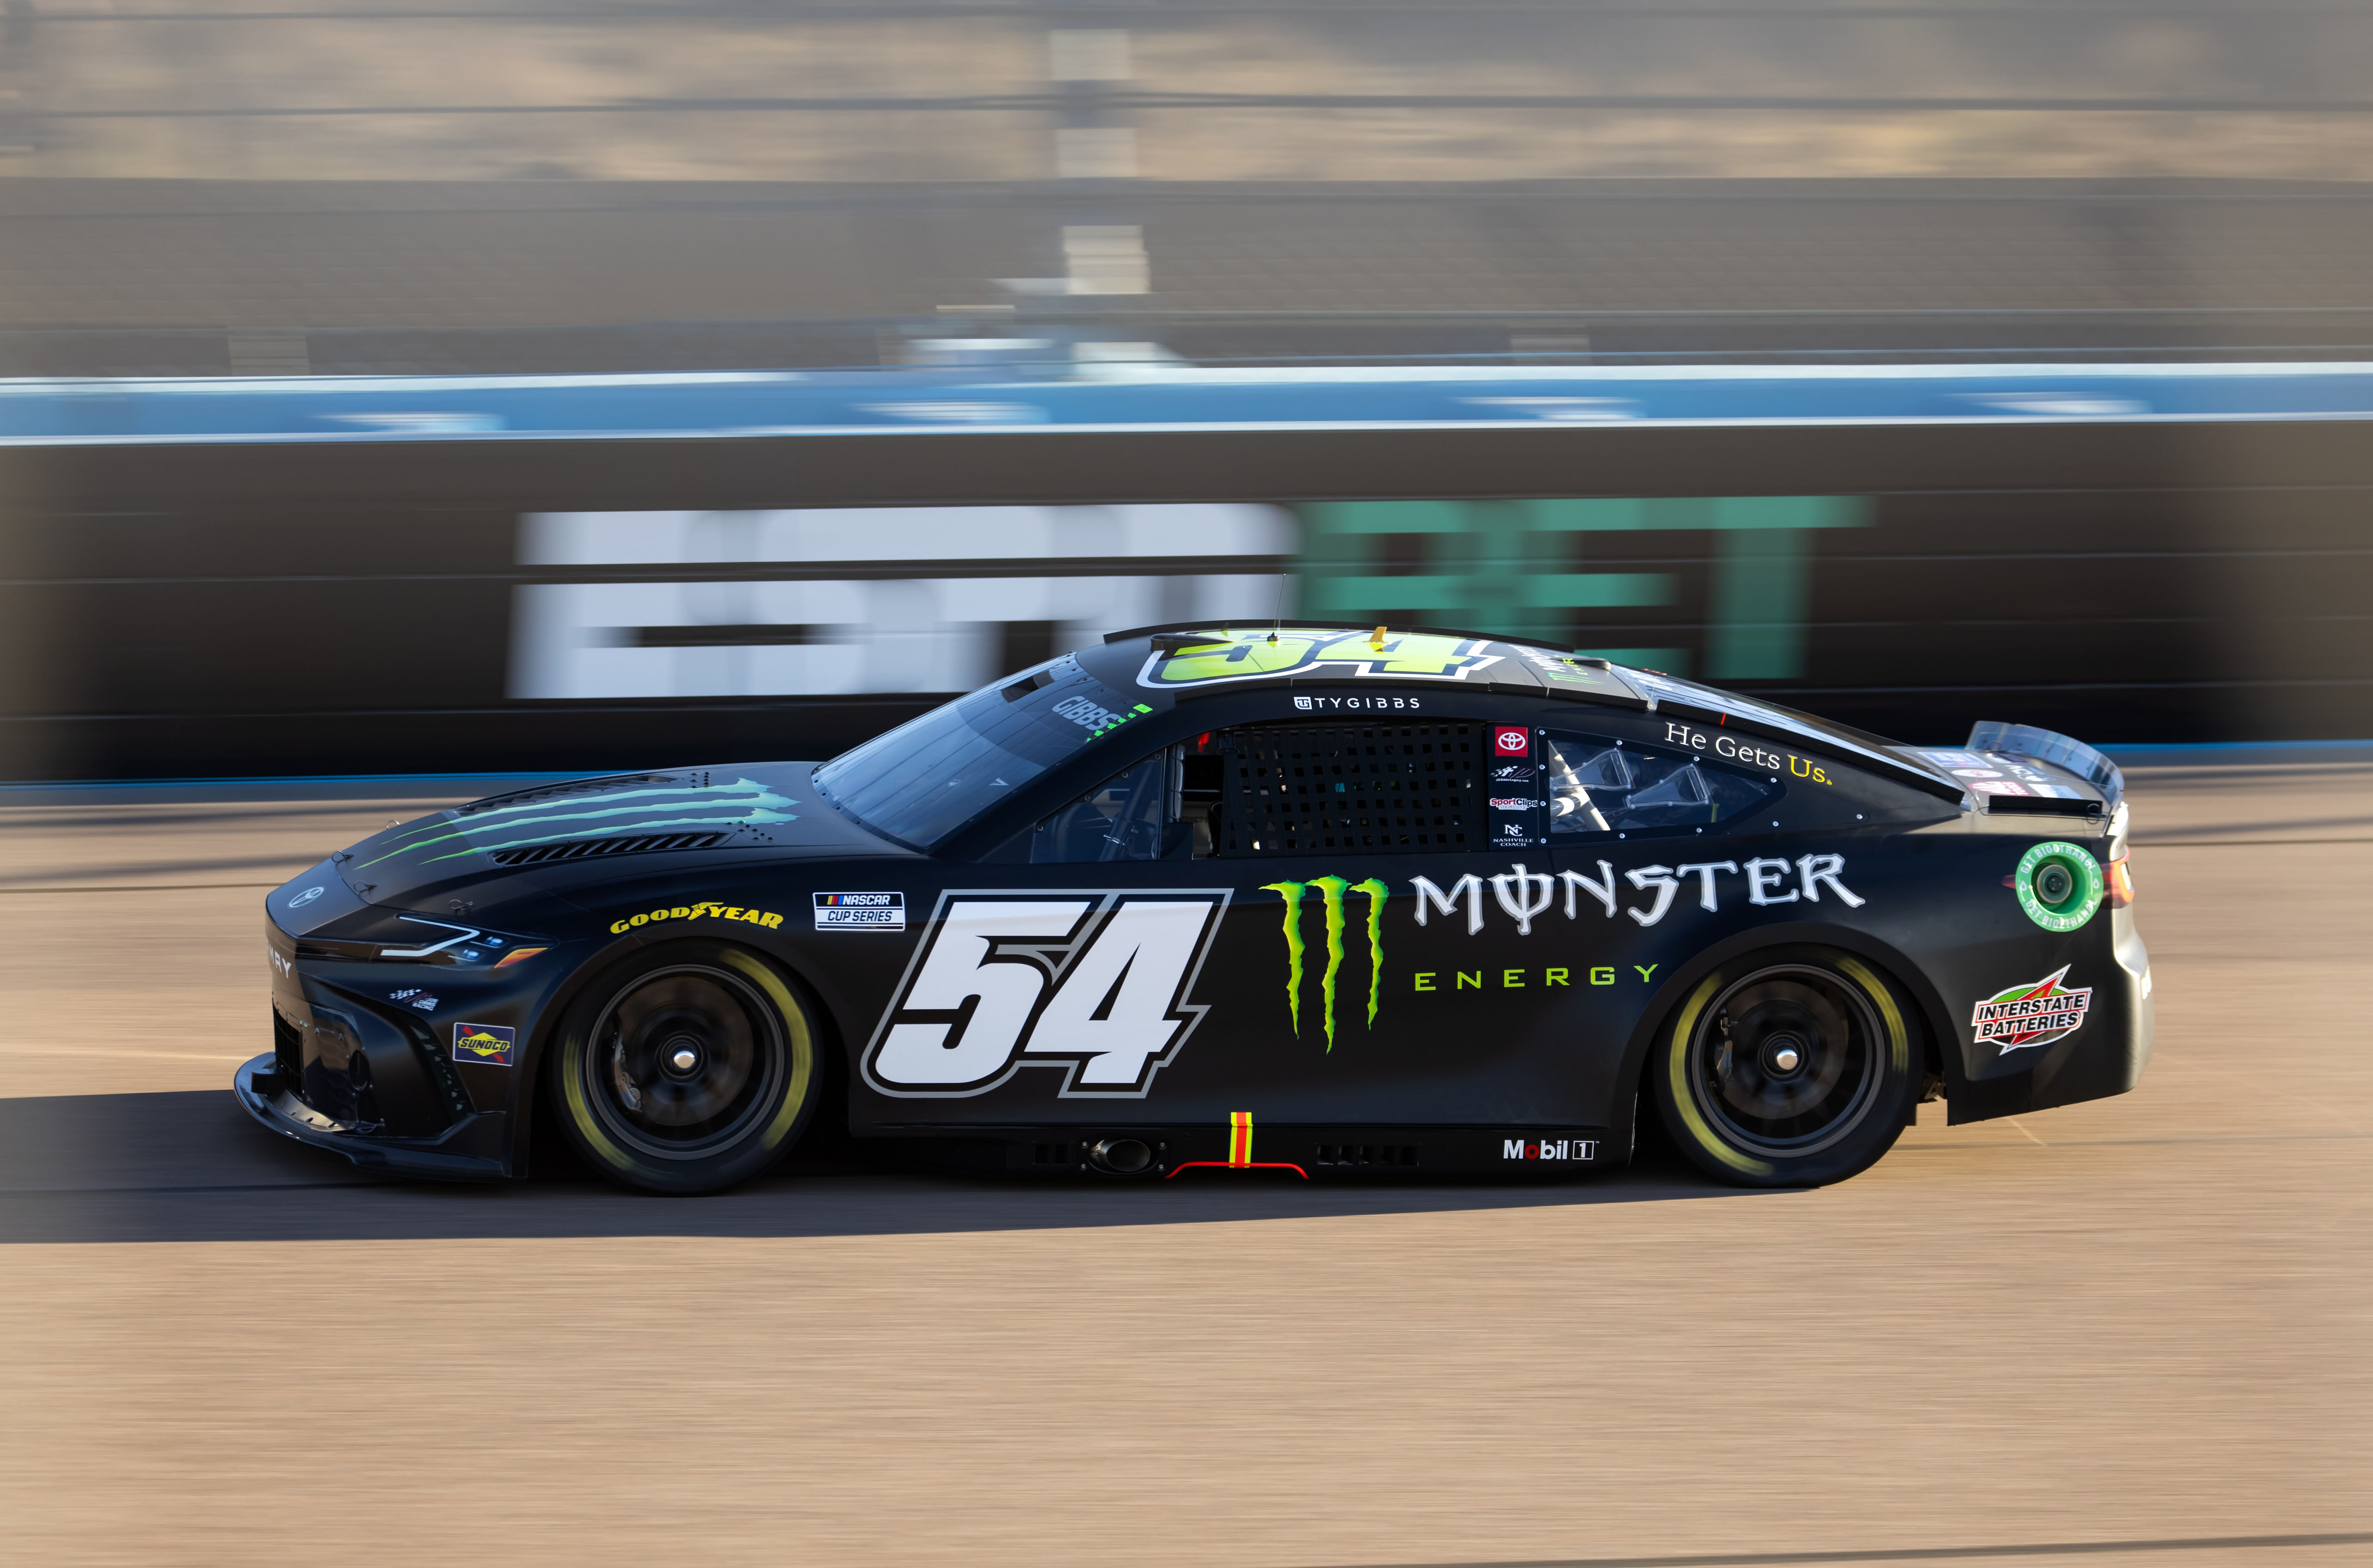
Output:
[815, 892, 906, 931]
[862, 890, 1230, 1098]
[451, 1022, 516, 1066]
[1261, 876, 1390, 1050]
[1139, 627, 1501, 689]
[1971, 967, 2093, 1053]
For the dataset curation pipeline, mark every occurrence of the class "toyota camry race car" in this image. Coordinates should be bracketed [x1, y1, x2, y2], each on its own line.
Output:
[240, 624, 2151, 1193]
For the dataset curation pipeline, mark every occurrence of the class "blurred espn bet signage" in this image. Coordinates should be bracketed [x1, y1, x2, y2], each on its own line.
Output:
[509, 496, 1863, 699]
[1294, 496, 1868, 682]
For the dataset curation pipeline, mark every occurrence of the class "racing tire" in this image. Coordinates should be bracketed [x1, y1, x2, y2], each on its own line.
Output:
[1649, 947, 1922, 1188]
[550, 940, 822, 1195]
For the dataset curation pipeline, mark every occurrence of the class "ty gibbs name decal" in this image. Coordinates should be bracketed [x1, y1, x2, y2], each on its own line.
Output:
[1294, 694, 1425, 713]
[862, 890, 1230, 1098]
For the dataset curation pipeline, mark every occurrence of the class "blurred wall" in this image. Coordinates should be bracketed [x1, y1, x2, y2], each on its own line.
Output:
[3, 418, 2366, 781]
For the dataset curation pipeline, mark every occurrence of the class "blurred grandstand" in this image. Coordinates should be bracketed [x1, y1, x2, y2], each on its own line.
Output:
[1, 1, 2370, 780]
[4, 2, 2373, 375]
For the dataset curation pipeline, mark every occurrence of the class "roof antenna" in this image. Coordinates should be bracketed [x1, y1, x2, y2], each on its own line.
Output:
[1267, 572, 1285, 645]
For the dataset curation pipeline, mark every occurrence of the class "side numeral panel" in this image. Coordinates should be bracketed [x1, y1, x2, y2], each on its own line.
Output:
[861, 889, 1231, 1099]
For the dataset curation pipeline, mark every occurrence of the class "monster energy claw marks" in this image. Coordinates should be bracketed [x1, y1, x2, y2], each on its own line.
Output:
[1260, 876, 1389, 1051]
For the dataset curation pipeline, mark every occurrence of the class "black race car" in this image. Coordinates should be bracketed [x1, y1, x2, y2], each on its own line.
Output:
[240, 624, 2151, 1193]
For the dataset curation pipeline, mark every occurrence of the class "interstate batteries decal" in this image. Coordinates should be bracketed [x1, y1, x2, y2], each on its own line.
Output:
[1138, 628, 1502, 689]
[1972, 967, 2093, 1053]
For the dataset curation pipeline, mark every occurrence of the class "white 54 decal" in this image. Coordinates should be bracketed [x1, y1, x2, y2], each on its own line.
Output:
[861, 890, 1231, 1098]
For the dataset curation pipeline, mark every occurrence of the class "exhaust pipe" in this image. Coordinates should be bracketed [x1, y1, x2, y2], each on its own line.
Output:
[1088, 1137, 1155, 1175]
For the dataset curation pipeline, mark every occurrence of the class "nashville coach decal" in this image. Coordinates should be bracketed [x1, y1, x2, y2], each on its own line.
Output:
[1971, 966, 2093, 1053]
[862, 890, 1231, 1098]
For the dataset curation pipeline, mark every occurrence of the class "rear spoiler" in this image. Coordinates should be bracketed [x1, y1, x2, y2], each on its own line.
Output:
[1967, 721, 2124, 809]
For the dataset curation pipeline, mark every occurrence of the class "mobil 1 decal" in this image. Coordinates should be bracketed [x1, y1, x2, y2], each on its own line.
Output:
[1261, 853, 1869, 1042]
[861, 890, 1230, 1099]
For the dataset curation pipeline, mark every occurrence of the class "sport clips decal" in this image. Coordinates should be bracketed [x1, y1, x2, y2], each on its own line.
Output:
[1971, 967, 2092, 1053]
[861, 890, 1230, 1098]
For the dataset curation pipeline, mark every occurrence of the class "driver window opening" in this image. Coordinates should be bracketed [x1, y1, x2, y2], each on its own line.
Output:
[1543, 732, 1777, 835]
[1029, 752, 1178, 864]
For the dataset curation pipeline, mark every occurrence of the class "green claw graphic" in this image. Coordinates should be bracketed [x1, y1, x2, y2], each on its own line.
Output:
[1260, 881, 1308, 1035]
[1266, 875, 1388, 1050]
[1354, 878, 1389, 1029]
[1311, 875, 1351, 1052]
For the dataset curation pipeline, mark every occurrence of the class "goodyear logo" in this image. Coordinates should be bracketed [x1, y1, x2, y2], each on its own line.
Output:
[610, 901, 785, 935]
[450, 1021, 516, 1067]
[1261, 876, 1389, 1051]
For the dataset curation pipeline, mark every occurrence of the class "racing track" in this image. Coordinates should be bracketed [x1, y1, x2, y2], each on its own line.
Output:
[0, 765, 2367, 1567]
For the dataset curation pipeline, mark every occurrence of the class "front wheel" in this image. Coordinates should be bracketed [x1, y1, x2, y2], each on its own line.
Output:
[551, 940, 822, 1194]
[1650, 948, 1921, 1188]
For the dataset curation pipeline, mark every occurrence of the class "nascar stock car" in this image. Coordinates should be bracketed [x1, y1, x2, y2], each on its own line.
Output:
[240, 623, 2151, 1194]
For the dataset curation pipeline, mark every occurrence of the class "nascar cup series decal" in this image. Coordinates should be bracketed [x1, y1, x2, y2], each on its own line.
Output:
[1139, 628, 1501, 689]
[451, 1022, 516, 1067]
[815, 892, 906, 931]
[1971, 967, 2092, 1053]
[862, 891, 1230, 1098]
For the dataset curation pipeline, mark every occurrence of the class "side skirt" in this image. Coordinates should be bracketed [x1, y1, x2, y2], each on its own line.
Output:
[865, 1123, 1613, 1180]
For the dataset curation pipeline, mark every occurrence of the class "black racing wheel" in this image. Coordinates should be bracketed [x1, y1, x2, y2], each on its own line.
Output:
[1649, 948, 1922, 1187]
[551, 940, 821, 1195]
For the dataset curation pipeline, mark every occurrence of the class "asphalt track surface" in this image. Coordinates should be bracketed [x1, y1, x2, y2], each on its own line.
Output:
[1, 766, 2367, 1567]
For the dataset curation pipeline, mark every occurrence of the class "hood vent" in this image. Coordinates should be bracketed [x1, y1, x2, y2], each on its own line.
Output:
[458, 773, 683, 818]
[487, 830, 727, 867]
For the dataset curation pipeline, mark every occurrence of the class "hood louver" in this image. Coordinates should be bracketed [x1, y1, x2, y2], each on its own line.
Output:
[487, 830, 728, 867]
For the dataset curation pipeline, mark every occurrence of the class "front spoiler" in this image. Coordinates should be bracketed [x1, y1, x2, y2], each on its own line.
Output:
[233, 1052, 511, 1181]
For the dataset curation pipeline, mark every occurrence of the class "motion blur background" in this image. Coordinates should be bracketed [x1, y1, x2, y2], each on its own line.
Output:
[4, 0, 2372, 779]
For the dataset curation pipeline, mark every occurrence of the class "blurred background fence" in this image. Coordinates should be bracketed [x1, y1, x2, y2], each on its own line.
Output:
[1, 0, 2370, 779]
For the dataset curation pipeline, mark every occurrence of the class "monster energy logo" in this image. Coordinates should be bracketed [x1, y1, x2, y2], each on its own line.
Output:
[1259, 876, 1389, 1051]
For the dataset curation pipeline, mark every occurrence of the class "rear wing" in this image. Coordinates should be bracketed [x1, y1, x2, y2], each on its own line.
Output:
[1967, 721, 2124, 810]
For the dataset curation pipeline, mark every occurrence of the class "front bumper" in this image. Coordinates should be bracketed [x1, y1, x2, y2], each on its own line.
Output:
[234, 1052, 511, 1181]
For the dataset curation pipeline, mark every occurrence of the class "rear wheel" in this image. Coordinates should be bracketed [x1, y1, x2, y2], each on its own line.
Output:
[1650, 948, 1920, 1187]
[552, 940, 821, 1194]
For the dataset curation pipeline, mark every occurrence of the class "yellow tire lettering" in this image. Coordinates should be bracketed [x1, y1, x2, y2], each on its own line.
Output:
[1836, 956, 1910, 1072]
[1666, 972, 1775, 1178]
[720, 948, 816, 1149]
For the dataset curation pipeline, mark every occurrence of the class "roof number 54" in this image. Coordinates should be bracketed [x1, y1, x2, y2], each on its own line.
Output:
[862, 891, 1230, 1098]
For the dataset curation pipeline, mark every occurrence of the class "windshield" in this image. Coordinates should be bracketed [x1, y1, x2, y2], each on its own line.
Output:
[813, 655, 1158, 849]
